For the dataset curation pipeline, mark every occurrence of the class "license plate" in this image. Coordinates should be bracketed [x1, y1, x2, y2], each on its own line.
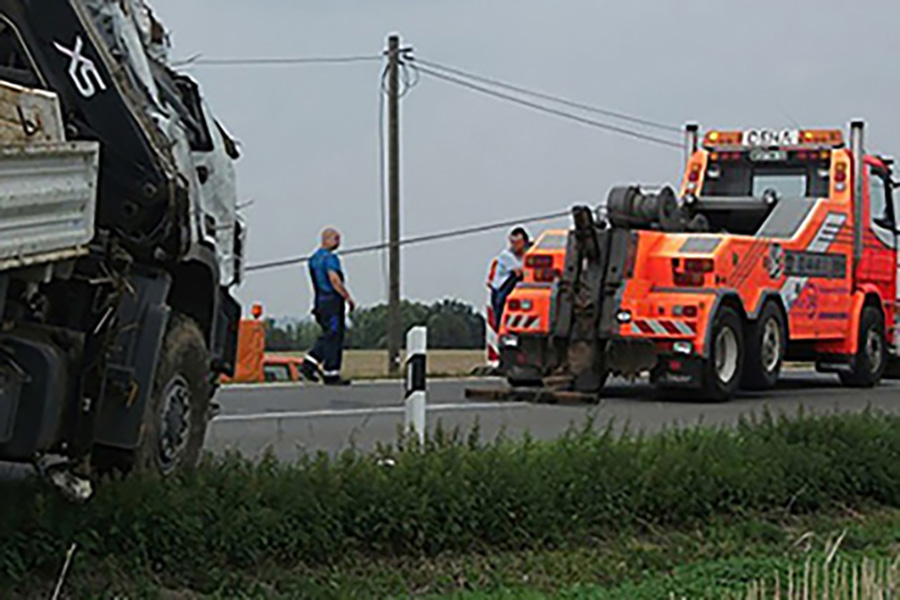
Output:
[743, 129, 799, 147]
[749, 149, 788, 162]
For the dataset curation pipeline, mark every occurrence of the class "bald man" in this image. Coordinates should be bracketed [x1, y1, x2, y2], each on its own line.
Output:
[301, 228, 355, 385]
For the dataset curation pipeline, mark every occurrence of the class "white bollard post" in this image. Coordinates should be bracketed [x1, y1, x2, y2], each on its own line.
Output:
[404, 326, 427, 444]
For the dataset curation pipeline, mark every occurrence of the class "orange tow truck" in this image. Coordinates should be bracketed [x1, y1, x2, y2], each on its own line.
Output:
[500, 122, 899, 400]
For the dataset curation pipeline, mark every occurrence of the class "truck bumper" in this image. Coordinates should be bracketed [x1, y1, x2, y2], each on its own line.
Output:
[651, 354, 705, 388]
[499, 333, 551, 383]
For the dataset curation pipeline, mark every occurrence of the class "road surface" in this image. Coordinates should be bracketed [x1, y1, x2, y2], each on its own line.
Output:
[208, 372, 900, 460]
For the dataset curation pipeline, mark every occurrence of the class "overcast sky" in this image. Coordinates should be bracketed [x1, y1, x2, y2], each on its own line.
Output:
[152, 0, 900, 318]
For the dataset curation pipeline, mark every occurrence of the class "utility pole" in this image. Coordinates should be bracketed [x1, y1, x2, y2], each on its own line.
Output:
[386, 34, 402, 376]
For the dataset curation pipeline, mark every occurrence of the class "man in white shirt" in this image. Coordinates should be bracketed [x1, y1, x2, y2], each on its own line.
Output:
[488, 227, 531, 330]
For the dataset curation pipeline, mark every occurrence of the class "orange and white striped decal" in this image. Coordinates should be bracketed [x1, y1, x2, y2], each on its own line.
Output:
[506, 314, 542, 331]
[630, 318, 696, 337]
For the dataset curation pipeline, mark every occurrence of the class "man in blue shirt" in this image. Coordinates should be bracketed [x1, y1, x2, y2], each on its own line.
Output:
[301, 228, 356, 385]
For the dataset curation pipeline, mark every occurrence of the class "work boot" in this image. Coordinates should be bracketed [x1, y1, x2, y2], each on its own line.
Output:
[299, 360, 320, 383]
[323, 375, 352, 387]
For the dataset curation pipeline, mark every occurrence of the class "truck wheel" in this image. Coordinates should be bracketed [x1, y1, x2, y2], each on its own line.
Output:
[840, 306, 886, 388]
[741, 302, 785, 391]
[701, 306, 744, 402]
[94, 313, 212, 476]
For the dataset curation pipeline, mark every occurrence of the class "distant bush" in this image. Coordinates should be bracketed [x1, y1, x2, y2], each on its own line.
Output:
[2, 410, 900, 591]
[265, 299, 486, 351]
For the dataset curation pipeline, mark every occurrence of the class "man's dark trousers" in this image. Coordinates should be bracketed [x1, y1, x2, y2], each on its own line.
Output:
[309, 297, 346, 377]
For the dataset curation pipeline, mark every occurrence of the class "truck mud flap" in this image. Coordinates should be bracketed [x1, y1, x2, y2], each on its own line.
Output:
[92, 268, 171, 450]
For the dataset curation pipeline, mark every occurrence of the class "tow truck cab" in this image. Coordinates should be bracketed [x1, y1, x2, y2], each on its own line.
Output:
[502, 122, 899, 400]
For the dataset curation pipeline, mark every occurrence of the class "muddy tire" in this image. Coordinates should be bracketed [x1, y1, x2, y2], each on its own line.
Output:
[741, 302, 785, 391]
[840, 306, 886, 388]
[94, 313, 212, 476]
[700, 306, 744, 402]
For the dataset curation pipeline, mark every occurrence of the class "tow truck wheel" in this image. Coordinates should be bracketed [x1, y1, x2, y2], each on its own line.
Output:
[840, 306, 886, 388]
[701, 306, 744, 402]
[741, 302, 785, 391]
[93, 313, 211, 476]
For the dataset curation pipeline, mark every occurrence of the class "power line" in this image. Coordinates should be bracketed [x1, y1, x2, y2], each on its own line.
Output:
[180, 55, 382, 67]
[245, 210, 572, 274]
[415, 57, 682, 134]
[415, 65, 682, 149]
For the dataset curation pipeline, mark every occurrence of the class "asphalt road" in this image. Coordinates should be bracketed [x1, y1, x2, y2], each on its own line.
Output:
[207, 372, 900, 460]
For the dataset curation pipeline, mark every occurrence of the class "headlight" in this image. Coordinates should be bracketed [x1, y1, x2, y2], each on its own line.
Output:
[616, 310, 633, 324]
[501, 334, 519, 348]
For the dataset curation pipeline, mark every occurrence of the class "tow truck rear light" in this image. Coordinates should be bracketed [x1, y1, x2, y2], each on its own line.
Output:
[534, 268, 561, 282]
[673, 305, 698, 318]
[795, 150, 831, 161]
[507, 299, 533, 311]
[835, 163, 848, 192]
[688, 165, 701, 182]
[526, 254, 553, 269]
[674, 272, 705, 287]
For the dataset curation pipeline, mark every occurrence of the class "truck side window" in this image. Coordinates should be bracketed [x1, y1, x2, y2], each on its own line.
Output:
[869, 166, 895, 246]
[0, 18, 43, 89]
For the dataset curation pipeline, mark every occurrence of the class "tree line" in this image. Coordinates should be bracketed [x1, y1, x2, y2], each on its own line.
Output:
[265, 299, 486, 351]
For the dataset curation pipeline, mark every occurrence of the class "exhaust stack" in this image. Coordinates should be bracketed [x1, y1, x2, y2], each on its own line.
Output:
[851, 120, 865, 273]
[684, 123, 699, 167]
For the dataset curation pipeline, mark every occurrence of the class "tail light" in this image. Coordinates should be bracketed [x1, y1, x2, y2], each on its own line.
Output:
[508, 299, 521, 311]
[688, 165, 701, 182]
[835, 163, 848, 192]
[534, 268, 562, 282]
[674, 272, 705, 287]
[673, 305, 698, 318]
[526, 254, 553, 269]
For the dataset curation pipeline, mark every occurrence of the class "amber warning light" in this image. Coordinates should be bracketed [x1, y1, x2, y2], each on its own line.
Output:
[251, 303, 264, 319]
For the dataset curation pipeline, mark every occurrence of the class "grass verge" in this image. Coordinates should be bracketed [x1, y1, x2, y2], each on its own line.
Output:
[2, 410, 900, 598]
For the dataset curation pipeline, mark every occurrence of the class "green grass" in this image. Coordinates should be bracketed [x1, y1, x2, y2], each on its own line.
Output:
[4, 410, 900, 598]
[7, 508, 900, 598]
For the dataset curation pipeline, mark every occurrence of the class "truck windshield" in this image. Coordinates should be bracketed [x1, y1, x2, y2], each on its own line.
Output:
[702, 159, 830, 199]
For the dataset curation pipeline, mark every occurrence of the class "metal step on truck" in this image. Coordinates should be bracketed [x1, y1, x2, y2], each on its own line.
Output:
[0, 0, 243, 499]
[490, 122, 900, 402]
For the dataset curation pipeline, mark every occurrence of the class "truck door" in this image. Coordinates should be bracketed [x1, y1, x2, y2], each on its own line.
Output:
[860, 161, 897, 342]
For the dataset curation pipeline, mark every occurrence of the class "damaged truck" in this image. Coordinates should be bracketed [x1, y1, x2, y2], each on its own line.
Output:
[0, 0, 243, 496]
